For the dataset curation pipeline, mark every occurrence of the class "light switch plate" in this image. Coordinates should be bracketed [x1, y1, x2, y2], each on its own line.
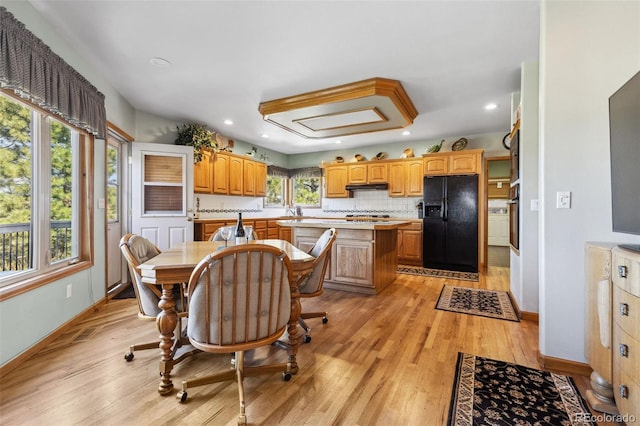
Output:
[556, 191, 571, 209]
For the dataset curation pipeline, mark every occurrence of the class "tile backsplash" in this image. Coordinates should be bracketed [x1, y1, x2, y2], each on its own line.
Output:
[194, 191, 423, 219]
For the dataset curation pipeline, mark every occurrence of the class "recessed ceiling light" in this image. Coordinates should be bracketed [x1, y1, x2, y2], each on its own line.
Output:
[149, 57, 171, 68]
[402, 130, 411, 136]
[335, 140, 342, 144]
[224, 119, 233, 125]
[261, 134, 269, 138]
[484, 103, 498, 110]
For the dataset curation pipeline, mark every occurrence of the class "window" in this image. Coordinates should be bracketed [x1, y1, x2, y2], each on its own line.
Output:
[292, 176, 321, 207]
[265, 176, 285, 207]
[0, 92, 91, 291]
[106, 143, 119, 222]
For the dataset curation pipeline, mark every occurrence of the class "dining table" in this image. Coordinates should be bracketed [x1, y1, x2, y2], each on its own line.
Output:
[137, 239, 315, 395]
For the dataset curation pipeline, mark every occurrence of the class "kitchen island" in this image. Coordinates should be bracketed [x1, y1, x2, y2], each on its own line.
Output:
[277, 219, 410, 294]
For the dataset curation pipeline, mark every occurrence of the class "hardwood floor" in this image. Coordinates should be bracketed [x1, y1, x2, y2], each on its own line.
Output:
[0, 267, 617, 425]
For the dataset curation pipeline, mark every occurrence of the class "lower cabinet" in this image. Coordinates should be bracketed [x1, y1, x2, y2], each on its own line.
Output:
[398, 221, 422, 265]
[611, 246, 640, 421]
[331, 232, 374, 287]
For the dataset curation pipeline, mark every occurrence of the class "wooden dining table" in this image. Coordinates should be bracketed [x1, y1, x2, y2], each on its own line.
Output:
[137, 239, 315, 395]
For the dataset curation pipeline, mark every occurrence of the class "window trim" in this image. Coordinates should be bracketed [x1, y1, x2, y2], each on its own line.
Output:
[0, 89, 94, 300]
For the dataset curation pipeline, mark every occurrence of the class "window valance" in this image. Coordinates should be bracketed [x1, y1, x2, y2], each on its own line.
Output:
[266, 165, 290, 178]
[289, 167, 321, 179]
[0, 7, 107, 138]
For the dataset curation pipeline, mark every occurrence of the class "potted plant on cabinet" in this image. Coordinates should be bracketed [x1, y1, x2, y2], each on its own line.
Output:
[175, 123, 217, 163]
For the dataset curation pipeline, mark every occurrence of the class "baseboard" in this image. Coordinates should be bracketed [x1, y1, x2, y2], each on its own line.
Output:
[0, 298, 106, 379]
[537, 350, 592, 377]
[520, 311, 539, 323]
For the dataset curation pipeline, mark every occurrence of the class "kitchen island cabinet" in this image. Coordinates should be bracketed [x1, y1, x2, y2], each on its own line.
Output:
[277, 219, 409, 294]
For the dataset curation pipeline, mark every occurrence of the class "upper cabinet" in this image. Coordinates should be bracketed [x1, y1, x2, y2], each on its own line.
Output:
[325, 164, 351, 198]
[423, 149, 483, 176]
[388, 159, 422, 197]
[368, 162, 388, 183]
[194, 151, 267, 196]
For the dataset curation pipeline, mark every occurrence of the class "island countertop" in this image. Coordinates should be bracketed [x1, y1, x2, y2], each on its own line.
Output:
[276, 218, 410, 230]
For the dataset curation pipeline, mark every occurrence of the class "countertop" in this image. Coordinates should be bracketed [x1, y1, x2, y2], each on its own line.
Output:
[276, 218, 411, 230]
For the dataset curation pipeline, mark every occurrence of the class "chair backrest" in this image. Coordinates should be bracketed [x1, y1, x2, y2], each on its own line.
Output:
[299, 228, 337, 296]
[187, 244, 292, 351]
[119, 233, 163, 317]
[209, 225, 257, 241]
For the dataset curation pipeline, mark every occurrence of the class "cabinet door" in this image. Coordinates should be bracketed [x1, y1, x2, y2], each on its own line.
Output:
[424, 155, 448, 175]
[243, 159, 256, 196]
[193, 150, 213, 193]
[449, 152, 480, 174]
[388, 162, 406, 197]
[228, 156, 244, 195]
[331, 237, 374, 287]
[349, 164, 367, 184]
[255, 162, 267, 196]
[368, 163, 388, 183]
[278, 226, 292, 243]
[325, 166, 350, 198]
[405, 160, 423, 196]
[212, 153, 229, 195]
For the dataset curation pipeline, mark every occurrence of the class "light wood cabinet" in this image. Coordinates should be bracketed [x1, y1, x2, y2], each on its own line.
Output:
[196, 151, 267, 197]
[212, 153, 230, 194]
[331, 232, 374, 287]
[398, 221, 422, 265]
[368, 162, 388, 183]
[488, 179, 510, 199]
[194, 149, 214, 194]
[423, 150, 483, 176]
[243, 159, 255, 196]
[255, 162, 267, 196]
[194, 220, 230, 241]
[325, 165, 351, 198]
[228, 156, 243, 195]
[348, 164, 367, 184]
[267, 220, 280, 239]
[389, 159, 423, 197]
[253, 219, 267, 239]
[611, 246, 640, 421]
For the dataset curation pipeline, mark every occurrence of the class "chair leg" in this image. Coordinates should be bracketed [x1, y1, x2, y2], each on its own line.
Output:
[236, 351, 247, 425]
[298, 311, 328, 343]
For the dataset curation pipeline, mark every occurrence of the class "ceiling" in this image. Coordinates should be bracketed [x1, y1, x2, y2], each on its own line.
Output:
[28, 0, 540, 155]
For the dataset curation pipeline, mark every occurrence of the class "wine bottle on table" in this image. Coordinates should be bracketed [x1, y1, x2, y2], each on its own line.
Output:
[234, 212, 246, 244]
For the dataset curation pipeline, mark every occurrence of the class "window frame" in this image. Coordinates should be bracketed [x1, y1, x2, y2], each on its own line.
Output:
[0, 90, 93, 301]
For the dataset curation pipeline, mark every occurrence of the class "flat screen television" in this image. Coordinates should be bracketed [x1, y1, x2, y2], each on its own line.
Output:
[609, 70, 640, 251]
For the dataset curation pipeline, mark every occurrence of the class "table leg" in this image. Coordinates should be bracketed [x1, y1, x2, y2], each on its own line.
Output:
[156, 284, 178, 395]
[286, 279, 302, 374]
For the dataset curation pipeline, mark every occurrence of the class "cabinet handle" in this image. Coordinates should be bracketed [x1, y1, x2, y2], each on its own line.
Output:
[620, 303, 629, 316]
[619, 343, 629, 357]
[619, 384, 629, 399]
[617, 265, 628, 278]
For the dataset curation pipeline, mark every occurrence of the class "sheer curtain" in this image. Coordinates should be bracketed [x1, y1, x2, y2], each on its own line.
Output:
[0, 6, 106, 138]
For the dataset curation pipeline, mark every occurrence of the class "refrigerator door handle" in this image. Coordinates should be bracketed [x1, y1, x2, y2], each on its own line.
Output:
[442, 197, 448, 221]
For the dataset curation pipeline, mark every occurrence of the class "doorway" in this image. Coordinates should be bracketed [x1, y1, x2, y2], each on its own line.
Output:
[106, 126, 131, 295]
[485, 156, 510, 268]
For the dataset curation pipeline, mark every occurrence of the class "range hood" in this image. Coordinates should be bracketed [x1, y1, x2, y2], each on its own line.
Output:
[345, 183, 389, 191]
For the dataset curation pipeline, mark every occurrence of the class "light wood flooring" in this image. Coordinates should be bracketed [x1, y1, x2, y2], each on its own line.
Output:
[0, 267, 618, 425]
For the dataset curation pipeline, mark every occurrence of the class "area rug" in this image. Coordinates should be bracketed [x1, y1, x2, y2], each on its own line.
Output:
[397, 265, 479, 282]
[436, 285, 519, 321]
[448, 352, 596, 425]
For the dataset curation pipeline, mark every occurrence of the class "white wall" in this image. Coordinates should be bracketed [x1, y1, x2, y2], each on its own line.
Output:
[538, 0, 640, 361]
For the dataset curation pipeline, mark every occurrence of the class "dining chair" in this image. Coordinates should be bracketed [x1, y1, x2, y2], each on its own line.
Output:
[119, 233, 186, 361]
[297, 228, 337, 343]
[177, 244, 293, 425]
[209, 225, 257, 241]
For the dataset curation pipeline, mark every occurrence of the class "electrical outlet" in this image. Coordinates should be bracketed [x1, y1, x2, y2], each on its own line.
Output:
[556, 191, 571, 209]
[66, 284, 72, 298]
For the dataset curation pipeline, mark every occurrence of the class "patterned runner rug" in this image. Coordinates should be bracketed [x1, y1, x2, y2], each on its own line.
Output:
[448, 353, 596, 425]
[397, 265, 479, 282]
[436, 284, 519, 321]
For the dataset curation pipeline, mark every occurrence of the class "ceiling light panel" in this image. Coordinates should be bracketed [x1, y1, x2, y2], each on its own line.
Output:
[258, 78, 418, 139]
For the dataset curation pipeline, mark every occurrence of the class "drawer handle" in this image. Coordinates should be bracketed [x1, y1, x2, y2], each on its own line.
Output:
[617, 265, 628, 278]
[619, 384, 629, 399]
[620, 302, 629, 316]
[619, 343, 629, 357]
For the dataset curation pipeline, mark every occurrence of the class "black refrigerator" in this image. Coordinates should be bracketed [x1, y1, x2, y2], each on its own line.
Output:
[422, 175, 478, 272]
